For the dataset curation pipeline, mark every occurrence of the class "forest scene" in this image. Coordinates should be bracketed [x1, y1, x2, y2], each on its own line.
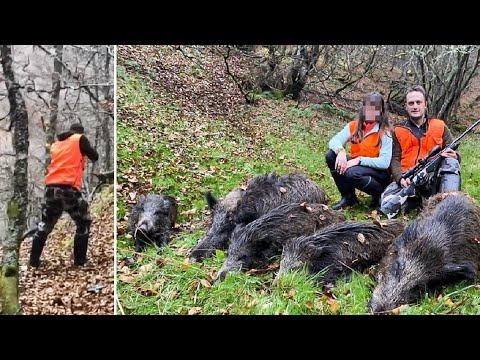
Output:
[0, 45, 114, 314]
[116, 45, 480, 315]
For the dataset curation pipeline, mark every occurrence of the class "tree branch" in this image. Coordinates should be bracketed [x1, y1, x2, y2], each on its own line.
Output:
[216, 46, 253, 104]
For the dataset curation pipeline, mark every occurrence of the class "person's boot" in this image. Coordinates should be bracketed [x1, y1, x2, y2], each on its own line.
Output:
[331, 170, 357, 210]
[356, 176, 384, 210]
[29, 232, 47, 267]
[73, 233, 89, 266]
[369, 195, 381, 209]
[332, 194, 358, 210]
[404, 197, 422, 214]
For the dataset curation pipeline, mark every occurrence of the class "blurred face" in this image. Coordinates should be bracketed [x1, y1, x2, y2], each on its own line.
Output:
[405, 91, 427, 122]
[363, 97, 382, 123]
[364, 105, 381, 123]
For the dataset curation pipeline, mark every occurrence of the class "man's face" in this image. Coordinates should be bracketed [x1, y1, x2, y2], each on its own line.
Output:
[405, 91, 427, 121]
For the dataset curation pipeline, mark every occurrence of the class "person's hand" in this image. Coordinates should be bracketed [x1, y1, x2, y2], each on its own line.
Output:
[335, 150, 348, 175]
[441, 148, 458, 159]
[345, 158, 360, 171]
[400, 178, 411, 188]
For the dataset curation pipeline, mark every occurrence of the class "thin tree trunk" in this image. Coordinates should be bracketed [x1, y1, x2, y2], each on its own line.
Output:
[45, 45, 63, 173]
[0, 45, 29, 314]
[284, 46, 320, 100]
[90, 51, 100, 186]
[102, 46, 112, 171]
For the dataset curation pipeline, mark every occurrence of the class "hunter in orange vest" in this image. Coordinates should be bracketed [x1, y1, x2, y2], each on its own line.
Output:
[29, 123, 99, 267]
[380, 85, 461, 215]
[326, 92, 392, 210]
[45, 132, 85, 191]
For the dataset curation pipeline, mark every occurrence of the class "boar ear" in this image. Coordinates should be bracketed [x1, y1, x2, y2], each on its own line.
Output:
[137, 194, 146, 204]
[443, 262, 477, 281]
[164, 195, 178, 207]
[206, 191, 217, 209]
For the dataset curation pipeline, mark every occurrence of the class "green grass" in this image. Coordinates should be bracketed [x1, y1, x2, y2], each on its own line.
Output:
[117, 67, 480, 315]
[457, 136, 480, 200]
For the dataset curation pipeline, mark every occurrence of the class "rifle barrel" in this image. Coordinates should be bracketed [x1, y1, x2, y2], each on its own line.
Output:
[454, 118, 480, 143]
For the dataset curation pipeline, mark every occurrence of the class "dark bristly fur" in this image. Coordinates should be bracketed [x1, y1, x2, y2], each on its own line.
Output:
[189, 173, 326, 262]
[235, 173, 326, 224]
[368, 192, 480, 313]
[188, 188, 245, 262]
[277, 220, 406, 286]
[129, 194, 178, 252]
[216, 202, 345, 281]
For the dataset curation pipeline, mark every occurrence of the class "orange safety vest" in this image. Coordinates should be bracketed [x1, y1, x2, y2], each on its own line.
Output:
[45, 133, 85, 191]
[348, 120, 384, 158]
[395, 118, 445, 171]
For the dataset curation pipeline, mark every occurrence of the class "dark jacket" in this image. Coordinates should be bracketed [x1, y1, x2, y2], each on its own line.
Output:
[57, 131, 99, 162]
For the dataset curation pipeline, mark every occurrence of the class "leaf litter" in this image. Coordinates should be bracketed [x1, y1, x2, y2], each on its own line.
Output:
[18, 186, 114, 315]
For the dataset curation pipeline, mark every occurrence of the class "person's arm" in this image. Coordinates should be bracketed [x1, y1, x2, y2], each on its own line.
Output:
[442, 125, 461, 163]
[356, 132, 392, 170]
[79, 135, 99, 161]
[388, 131, 403, 183]
[328, 123, 351, 152]
[443, 125, 454, 144]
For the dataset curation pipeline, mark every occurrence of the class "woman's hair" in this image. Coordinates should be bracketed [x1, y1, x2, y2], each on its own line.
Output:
[351, 92, 390, 146]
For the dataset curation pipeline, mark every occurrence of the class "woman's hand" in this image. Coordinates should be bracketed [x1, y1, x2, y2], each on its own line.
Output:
[345, 158, 360, 172]
[335, 150, 347, 174]
[335, 150, 348, 174]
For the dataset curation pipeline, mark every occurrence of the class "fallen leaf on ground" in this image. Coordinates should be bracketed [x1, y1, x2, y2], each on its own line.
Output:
[188, 306, 202, 315]
[357, 233, 366, 244]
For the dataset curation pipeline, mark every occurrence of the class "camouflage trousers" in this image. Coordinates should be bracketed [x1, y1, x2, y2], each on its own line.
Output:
[29, 185, 92, 267]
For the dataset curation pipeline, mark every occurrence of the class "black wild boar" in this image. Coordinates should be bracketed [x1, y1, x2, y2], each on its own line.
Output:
[188, 188, 245, 262]
[129, 194, 178, 252]
[234, 173, 326, 224]
[216, 203, 345, 281]
[368, 192, 480, 314]
[276, 220, 406, 286]
[189, 173, 326, 262]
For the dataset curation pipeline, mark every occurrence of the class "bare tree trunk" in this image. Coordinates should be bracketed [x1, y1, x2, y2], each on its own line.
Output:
[389, 45, 480, 122]
[102, 46, 112, 171]
[284, 45, 320, 100]
[0, 45, 29, 314]
[89, 51, 100, 187]
[216, 46, 254, 104]
[258, 45, 286, 92]
[45, 45, 63, 172]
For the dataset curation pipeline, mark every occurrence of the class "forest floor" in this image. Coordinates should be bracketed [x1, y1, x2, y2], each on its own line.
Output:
[18, 185, 114, 315]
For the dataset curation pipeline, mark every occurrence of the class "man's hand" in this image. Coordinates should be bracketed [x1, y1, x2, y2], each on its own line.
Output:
[335, 150, 348, 175]
[441, 148, 458, 159]
[400, 178, 411, 188]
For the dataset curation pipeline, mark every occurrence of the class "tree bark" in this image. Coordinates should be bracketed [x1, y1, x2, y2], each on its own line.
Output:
[45, 45, 63, 173]
[284, 45, 320, 100]
[0, 45, 29, 314]
[393, 45, 480, 122]
[102, 46, 112, 171]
